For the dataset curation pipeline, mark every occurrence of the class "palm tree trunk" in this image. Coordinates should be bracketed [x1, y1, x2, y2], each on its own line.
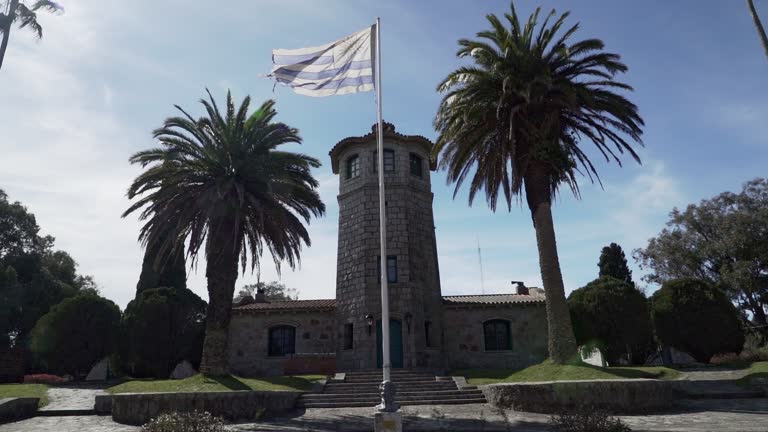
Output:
[0, 0, 19, 71]
[199, 220, 240, 376]
[525, 162, 578, 364]
[748, 0, 768, 60]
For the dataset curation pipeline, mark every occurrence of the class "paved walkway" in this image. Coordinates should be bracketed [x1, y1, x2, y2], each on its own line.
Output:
[38, 385, 108, 411]
[5, 400, 767, 432]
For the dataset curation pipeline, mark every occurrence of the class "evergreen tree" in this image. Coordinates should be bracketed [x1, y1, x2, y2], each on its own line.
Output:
[135, 234, 187, 294]
[598, 243, 633, 284]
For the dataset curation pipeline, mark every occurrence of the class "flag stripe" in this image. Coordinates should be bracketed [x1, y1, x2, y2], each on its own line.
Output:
[273, 53, 334, 65]
[291, 75, 374, 90]
[268, 25, 375, 97]
[272, 60, 371, 80]
[272, 69, 372, 85]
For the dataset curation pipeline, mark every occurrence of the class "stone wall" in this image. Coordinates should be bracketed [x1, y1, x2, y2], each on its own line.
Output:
[0, 398, 39, 424]
[483, 380, 675, 414]
[228, 309, 335, 376]
[443, 303, 548, 370]
[111, 391, 300, 426]
[0, 348, 24, 383]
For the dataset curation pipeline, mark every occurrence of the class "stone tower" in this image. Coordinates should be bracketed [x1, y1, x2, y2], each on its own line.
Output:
[330, 123, 444, 371]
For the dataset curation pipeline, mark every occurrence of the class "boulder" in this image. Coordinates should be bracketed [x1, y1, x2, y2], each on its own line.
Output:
[170, 360, 196, 380]
[86, 358, 110, 381]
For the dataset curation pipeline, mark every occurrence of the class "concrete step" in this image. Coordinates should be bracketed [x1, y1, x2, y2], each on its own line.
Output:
[323, 384, 458, 394]
[298, 397, 488, 409]
[345, 376, 438, 383]
[36, 409, 97, 416]
[328, 379, 450, 386]
[344, 369, 438, 375]
[300, 390, 485, 401]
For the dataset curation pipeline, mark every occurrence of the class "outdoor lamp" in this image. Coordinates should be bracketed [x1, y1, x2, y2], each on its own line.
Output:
[365, 314, 374, 334]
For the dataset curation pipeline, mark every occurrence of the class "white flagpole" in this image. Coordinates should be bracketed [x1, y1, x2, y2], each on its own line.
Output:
[374, 16, 393, 400]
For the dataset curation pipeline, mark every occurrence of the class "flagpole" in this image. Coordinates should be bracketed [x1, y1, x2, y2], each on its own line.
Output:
[374, 16, 397, 413]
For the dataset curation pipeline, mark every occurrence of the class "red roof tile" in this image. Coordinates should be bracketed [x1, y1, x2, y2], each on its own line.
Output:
[233, 293, 545, 312]
[234, 299, 336, 312]
[442, 293, 546, 306]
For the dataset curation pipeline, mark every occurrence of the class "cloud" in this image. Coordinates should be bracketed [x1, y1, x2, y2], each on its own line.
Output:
[716, 102, 768, 146]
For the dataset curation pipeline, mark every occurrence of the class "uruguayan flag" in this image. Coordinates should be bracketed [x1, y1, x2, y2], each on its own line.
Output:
[270, 26, 375, 97]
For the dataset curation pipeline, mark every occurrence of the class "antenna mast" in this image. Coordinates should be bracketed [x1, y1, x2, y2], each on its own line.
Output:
[477, 235, 485, 294]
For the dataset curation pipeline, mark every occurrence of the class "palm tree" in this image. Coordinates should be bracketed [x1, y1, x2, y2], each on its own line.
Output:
[123, 90, 326, 375]
[747, 0, 768, 60]
[433, 2, 644, 364]
[0, 0, 62, 71]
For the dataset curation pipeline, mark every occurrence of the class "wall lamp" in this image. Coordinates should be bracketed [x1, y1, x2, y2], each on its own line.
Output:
[365, 314, 374, 335]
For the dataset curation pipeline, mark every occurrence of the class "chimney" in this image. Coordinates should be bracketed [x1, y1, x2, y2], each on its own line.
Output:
[511, 281, 529, 295]
[254, 288, 268, 303]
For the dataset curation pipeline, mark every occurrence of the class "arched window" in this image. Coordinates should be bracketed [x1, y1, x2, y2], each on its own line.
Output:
[409, 153, 423, 177]
[483, 319, 511, 351]
[268, 325, 296, 356]
[346, 155, 360, 179]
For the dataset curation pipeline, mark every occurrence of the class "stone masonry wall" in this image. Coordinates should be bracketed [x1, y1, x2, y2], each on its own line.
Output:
[228, 309, 335, 376]
[443, 304, 548, 370]
[333, 131, 444, 371]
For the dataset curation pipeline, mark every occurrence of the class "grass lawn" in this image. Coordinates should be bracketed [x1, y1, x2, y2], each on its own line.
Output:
[737, 361, 768, 386]
[107, 373, 325, 394]
[0, 384, 48, 406]
[453, 360, 681, 385]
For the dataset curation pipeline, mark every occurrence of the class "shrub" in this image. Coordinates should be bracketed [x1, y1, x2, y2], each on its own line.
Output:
[29, 293, 121, 376]
[651, 278, 745, 363]
[568, 277, 654, 365]
[550, 409, 631, 432]
[121, 287, 206, 378]
[23, 373, 65, 385]
[142, 411, 225, 432]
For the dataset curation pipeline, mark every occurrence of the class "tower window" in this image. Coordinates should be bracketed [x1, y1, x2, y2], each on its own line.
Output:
[377, 255, 398, 283]
[373, 149, 395, 172]
[410, 153, 423, 177]
[483, 319, 512, 351]
[343, 323, 354, 350]
[346, 155, 360, 179]
[425, 321, 433, 347]
[268, 325, 296, 356]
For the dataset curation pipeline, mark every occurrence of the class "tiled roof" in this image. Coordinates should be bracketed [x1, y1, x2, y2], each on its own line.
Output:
[442, 293, 546, 306]
[328, 122, 436, 173]
[233, 293, 545, 312]
[234, 299, 336, 312]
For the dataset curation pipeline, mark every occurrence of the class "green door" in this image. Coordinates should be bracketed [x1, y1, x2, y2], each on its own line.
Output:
[377, 319, 403, 369]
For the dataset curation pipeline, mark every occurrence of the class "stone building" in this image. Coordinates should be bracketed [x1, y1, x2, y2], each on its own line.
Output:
[228, 123, 548, 376]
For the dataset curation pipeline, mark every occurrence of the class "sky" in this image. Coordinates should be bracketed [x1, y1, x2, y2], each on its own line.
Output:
[1, 0, 767, 309]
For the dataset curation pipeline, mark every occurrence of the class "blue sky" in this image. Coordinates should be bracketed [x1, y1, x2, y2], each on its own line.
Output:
[1, 0, 766, 308]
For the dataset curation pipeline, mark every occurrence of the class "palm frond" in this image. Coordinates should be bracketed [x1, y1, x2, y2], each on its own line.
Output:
[433, 0, 644, 211]
[124, 90, 326, 277]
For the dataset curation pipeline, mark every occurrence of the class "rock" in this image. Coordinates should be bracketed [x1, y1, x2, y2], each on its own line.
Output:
[580, 346, 606, 367]
[170, 360, 197, 380]
[86, 358, 110, 381]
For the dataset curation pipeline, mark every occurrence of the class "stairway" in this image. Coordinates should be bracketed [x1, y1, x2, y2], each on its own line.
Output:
[297, 370, 486, 408]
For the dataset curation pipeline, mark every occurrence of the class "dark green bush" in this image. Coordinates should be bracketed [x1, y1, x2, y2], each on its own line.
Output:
[568, 276, 653, 365]
[29, 293, 121, 376]
[651, 278, 745, 363]
[550, 409, 631, 432]
[121, 287, 206, 378]
[141, 411, 225, 432]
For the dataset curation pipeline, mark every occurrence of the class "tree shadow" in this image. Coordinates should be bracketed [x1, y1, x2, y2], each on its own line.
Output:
[205, 375, 251, 391]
